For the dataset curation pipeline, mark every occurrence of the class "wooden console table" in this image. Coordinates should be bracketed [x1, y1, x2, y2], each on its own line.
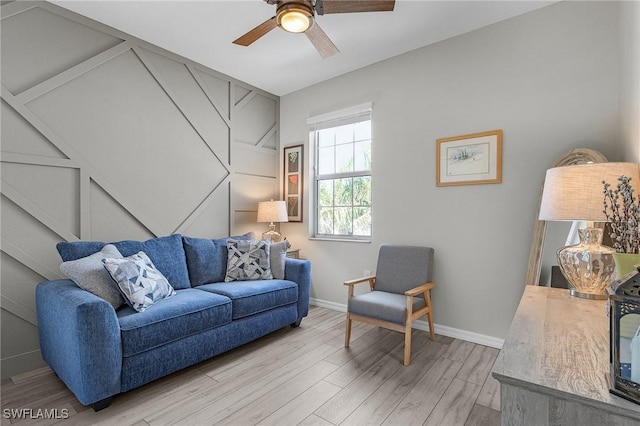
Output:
[492, 285, 640, 425]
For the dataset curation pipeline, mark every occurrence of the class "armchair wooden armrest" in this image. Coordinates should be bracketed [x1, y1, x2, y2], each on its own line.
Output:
[404, 282, 435, 297]
[344, 276, 375, 298]
[343, 276, 376, 287]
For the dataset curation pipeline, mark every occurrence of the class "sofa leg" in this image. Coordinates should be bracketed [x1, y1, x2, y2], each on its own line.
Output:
[90, 397, 112, 412]
[291, 319, 302, 328]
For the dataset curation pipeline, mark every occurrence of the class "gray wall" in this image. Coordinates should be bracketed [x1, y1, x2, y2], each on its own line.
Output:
[620, 0, 640, 162]
[0, 2, 279, 378]
[280, 1, 627, 345]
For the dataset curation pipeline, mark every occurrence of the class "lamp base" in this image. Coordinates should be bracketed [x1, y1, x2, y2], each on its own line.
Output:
[262, 229, 283, 243]
[557, 228, 615, 300]
[569, 288, 608, 300]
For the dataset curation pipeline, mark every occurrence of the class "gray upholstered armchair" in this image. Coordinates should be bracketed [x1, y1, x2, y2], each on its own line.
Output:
[344, 244, 435, 365]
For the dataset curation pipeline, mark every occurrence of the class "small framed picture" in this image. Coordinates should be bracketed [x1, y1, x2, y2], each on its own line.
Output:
[283, 144, 303, 222]
[436, 130, 503, 187]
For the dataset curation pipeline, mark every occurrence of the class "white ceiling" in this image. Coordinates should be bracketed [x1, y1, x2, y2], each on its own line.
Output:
[52, 0, 557, 96]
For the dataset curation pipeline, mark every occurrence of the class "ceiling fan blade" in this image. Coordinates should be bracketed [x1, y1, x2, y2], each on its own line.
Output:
[317, 0, 395, 15]
[305, 23, 339, 59]
[233, 17, 277, 46]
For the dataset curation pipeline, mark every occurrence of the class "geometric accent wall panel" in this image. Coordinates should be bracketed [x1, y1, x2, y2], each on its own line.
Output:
[195, 68, 231, 120]
[0, 5, 122, 95]
[1, 310, 40, 365]
[235, 86, 252, 104]
[262, 130, 278, 150]
[1, 196, 67, 281]
[90, 180, 155, 243]
[236, 93, 278, 148]
[140, 47, 231, 165]
[26, 49, 228, 235]
[2, 162, 80, 237]
[1, 253, 45, 315]
[1, 100, 67, 159]
[233, 174, 279, 211]
[0, 1, 279, 378]
[233, 144, 282, 179]
[180, 184, 230, 239]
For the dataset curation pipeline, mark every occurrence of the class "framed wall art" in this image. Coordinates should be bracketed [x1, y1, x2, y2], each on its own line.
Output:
[436, 129, 503, 187]
[283, 144, 303, 222]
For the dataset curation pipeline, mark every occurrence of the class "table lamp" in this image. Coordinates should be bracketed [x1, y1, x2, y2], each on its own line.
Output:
[539, 163, 640, 299]
[257, 200, 288, 242]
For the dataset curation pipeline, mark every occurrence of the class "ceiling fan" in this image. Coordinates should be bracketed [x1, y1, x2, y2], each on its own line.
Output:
[233, 0, 396, 58]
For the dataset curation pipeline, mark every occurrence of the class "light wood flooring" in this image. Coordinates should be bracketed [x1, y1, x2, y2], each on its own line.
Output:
[1, 306, 501, 426]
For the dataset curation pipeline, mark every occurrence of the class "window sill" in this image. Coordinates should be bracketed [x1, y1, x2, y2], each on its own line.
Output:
[309, 237, 371, 243]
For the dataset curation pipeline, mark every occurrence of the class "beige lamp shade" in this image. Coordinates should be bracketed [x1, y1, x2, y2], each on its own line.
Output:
[257, 200, 288, 223]
[539, 162, 640, 222]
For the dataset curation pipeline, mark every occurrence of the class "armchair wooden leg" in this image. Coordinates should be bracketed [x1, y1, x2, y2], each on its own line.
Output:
[404, 322, 412, 366]
[426, 291, 435, 340]
[345, 313, 352, 347]
[404, 294, 415, 365]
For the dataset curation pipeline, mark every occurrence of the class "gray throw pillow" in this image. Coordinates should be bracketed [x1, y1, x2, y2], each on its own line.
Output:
[225, 239, 273, 282]
[270, 240, 291, 280]
[59, 244, 125, 309]
[103, 251, 176, 312]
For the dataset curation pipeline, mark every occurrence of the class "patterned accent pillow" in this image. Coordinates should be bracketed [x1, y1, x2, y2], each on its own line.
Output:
[103, 251, 176, 312]
[182, 232, 256, 286]
[225, 239, 273, 282]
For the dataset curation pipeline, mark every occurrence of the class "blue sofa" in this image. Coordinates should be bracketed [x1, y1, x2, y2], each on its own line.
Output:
[35, 234, 311, 411]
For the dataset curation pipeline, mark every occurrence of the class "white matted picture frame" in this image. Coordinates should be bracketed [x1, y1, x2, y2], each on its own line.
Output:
[283, 144, 303, 222]
[436, 129, 503, 187]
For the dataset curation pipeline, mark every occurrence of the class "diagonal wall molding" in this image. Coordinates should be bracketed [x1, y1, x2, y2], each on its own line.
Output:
[235, 90, 258, 111]
[15, 41, 131, 104]
[1, 239, 64, 282]
[1, 181, 79, 243]
[1, 295, 38, 327]
[1, 153, 75, 168]
[188, 65, 232, 128]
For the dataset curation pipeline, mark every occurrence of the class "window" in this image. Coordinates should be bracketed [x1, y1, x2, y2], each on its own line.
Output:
[308, 103, 372, 239]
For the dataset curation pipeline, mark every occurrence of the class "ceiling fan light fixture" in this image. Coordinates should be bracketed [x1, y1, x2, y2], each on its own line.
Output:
[277, 2, 314, 33]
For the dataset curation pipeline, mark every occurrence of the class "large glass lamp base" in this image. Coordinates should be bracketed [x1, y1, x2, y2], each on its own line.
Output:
[557, 228, 616, 300]
[262, 223, 283, 242]
[262, 230, 283, 242]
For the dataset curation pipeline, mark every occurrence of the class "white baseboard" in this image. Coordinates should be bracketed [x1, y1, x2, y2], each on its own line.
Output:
[310, 298, 347, 312]
[309, 297, 504, 349]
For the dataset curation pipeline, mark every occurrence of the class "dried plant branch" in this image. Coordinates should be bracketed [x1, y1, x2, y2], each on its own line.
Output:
[603, 176, 640, 254]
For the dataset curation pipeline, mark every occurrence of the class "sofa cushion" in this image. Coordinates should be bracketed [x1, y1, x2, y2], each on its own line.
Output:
[196, 280, 297, 320]
[57, 234, 191, 290]
[117, 288, 231, 357]
[59, 244, 125, 309]
[103, 251, 176, 312]
[182, 233, 254, 287]
[225, 239, 273, 282]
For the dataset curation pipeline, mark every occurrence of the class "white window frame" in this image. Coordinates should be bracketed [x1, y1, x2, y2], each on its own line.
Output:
[307, 102, 372, 241]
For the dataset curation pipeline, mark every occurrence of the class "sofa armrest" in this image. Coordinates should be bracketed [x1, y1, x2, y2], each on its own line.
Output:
[284, 258, 311, 320]
[36, 279, 122, 406]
